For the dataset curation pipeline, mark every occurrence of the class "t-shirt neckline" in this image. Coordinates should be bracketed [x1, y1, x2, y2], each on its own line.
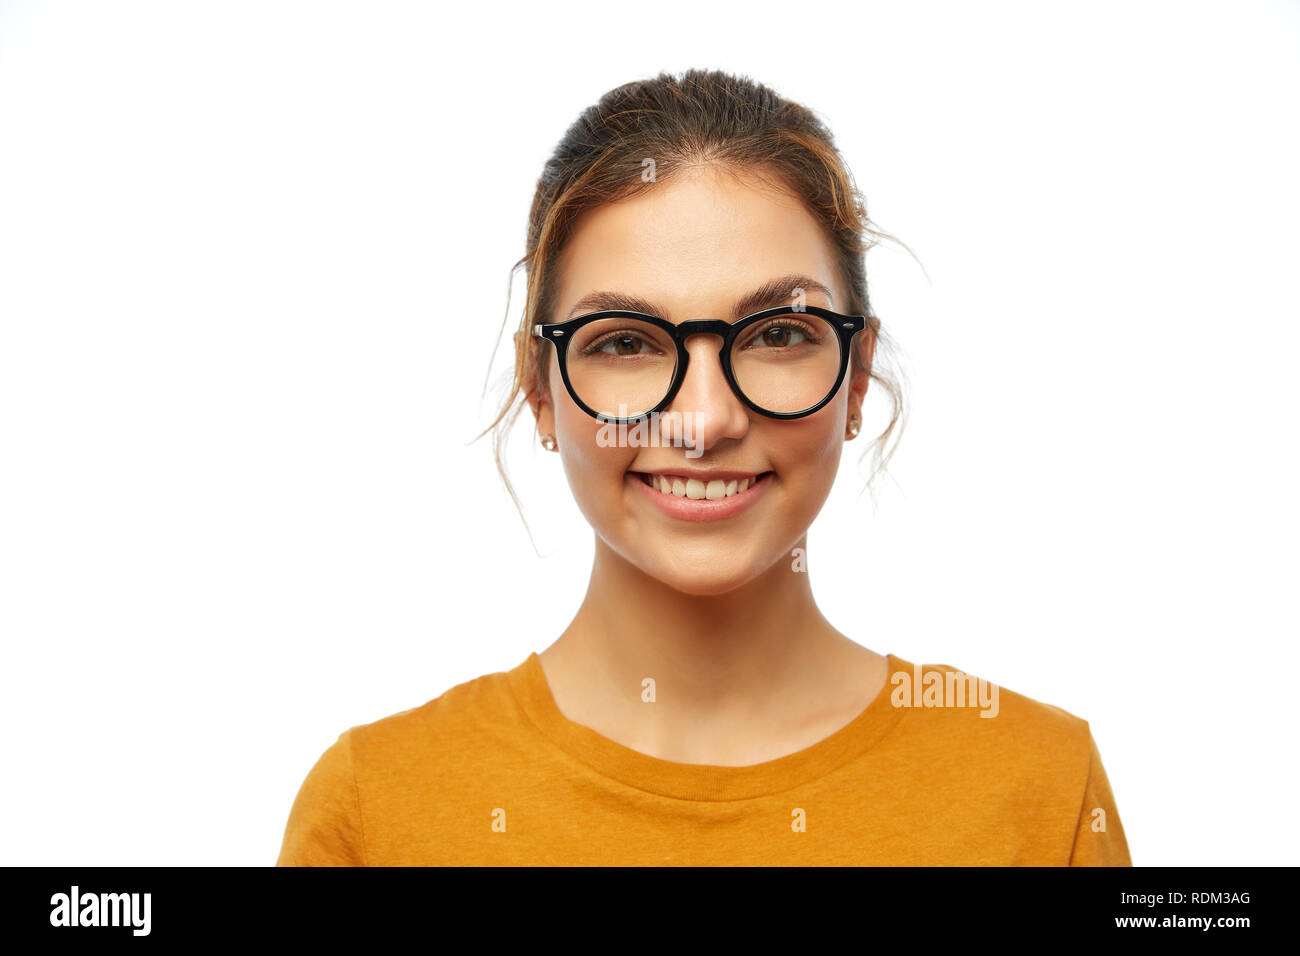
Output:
[506, 650, 910, 802]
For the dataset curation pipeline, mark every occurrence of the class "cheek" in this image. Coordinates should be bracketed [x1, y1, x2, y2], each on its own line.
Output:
[553, 385, 634, 516]
[772, 411, 846, 489]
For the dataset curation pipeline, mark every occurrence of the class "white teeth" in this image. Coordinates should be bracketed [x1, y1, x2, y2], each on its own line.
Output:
[639, 473, 764, 499]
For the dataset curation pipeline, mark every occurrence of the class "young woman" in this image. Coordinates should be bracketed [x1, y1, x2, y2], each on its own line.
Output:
[277, 69, 1131, 866]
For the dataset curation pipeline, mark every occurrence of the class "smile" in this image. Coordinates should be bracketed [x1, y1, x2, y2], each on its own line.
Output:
[627, 470, 773, 523]
[635, 472, 769, 500]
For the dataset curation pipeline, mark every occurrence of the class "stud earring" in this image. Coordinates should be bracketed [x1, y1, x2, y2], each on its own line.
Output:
[847, 414, 861, 439]
[540, 434, 557, 451]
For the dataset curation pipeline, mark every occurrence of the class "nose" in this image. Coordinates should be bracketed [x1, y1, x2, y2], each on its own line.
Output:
[659, 333, 750, 454]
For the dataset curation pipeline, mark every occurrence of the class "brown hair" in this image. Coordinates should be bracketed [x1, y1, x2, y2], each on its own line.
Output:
[478, 68, 911, 523]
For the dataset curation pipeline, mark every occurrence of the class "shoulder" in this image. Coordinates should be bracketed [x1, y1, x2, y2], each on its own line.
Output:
[880, 656, 1128, 864]
[343, 660, 528, 771]
[886, 656, 1096, 790]
[277, 660, 530, 866]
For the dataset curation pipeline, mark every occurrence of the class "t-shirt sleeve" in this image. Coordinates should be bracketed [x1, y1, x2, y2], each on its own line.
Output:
[1068, 732, 1132, 866]
[276, 728, 367, 866]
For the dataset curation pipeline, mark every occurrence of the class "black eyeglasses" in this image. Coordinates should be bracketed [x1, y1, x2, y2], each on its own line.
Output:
[533, 306, 866, 424]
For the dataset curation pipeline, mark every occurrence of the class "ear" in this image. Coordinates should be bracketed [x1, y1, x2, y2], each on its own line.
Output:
[846, 323, 877, 427]
[516, 330, 556, 438]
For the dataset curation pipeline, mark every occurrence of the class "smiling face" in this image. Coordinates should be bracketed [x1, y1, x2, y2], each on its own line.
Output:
[528, 163, 874, 596]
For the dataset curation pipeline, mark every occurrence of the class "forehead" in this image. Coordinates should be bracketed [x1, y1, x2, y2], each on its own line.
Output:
[551, 165, 842, 321]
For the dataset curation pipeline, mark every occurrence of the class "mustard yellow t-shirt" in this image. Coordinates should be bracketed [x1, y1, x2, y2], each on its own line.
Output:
[276, 653, 1131, 865]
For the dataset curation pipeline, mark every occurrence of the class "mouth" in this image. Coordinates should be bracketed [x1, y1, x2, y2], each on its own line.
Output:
[631, 470, 774, 501]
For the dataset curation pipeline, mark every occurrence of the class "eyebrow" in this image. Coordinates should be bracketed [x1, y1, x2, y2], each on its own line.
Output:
[563, 273, 835, 322]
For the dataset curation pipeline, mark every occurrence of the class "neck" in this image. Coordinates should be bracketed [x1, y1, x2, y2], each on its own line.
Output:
[538, 535, 881, 764]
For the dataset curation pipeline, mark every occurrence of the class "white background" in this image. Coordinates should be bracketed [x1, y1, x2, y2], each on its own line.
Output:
[1, 0, 1296, 866]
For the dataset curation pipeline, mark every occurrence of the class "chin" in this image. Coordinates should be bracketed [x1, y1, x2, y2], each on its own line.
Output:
[642, 556, 763, 597]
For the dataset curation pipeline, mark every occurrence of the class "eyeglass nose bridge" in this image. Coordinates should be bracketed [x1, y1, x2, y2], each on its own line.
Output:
[658, 319, 749, 412]
[665, 318, 736, 382]
[668, 318, 734, 342]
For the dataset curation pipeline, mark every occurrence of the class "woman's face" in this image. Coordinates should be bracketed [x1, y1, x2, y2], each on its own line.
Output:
[529, 164, 873, 596]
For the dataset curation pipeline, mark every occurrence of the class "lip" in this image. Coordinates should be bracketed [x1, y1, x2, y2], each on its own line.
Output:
[627, 469, 772, 523]
[636, 470, 761, 482]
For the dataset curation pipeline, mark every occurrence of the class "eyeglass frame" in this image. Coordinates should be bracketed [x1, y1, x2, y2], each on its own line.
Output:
[532, 305, 867, 425]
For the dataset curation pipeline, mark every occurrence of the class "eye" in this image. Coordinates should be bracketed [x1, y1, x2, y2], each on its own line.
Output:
[585, 331, 656, 357]
[757, 325, 807, 348]
[739, 318, 820, 350]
